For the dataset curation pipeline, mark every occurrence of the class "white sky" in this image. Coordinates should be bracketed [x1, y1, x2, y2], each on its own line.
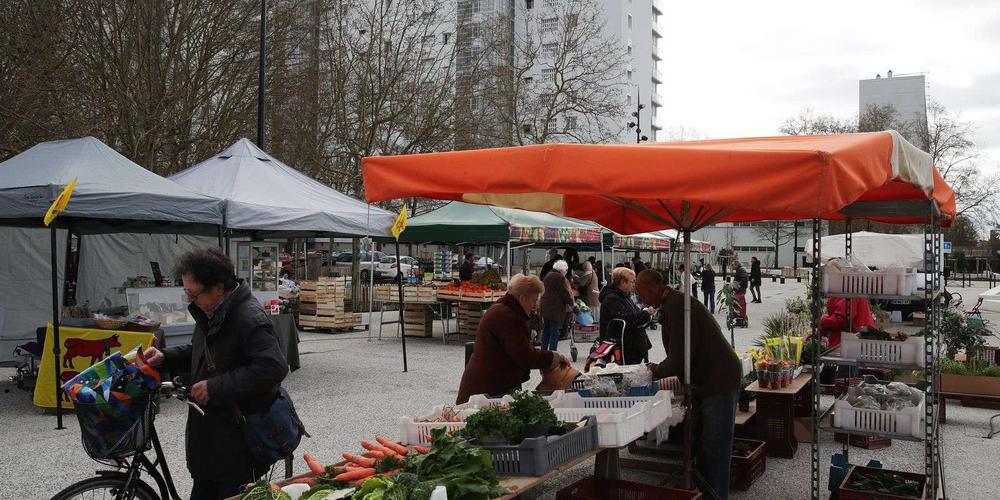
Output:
[656, 0, 1000, 171]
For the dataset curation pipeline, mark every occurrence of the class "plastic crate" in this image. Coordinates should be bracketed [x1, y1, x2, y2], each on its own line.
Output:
[730, 438, 766, 491]
[549, 393, 649, 447]
[552, 390, 672, 433]
[841, 334, 925, 367]
[576, 379, 659, 398]
[837, 465, 926, 500]
[832, 393, 925, 438]
[398, 406, 477, 445]
[475, 415, 598, 476]
[556, 476, 702, 500]
[823, 269, 916, 296]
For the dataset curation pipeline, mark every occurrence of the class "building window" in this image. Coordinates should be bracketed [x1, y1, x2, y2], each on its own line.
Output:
[526, 0, 534, 8]
[567, 13, 579, 29]
[543, 43, 558, 58]
[523, 123, 533, 134]
[627, 14, 632, 29]
[565, 116, 578, 130]
[472, 0, 481, 14]
[627, 45, 632, 56]
[423, 34, 435, 45]
[542, 17, 558, 31]
[627, 95, 632, 105]
[523, 76, 533, 84]
[443, 32, 451, 44]
[548, 117, 557, 130]
[627, 70, 632, 80]
[541, 67, 556, 78]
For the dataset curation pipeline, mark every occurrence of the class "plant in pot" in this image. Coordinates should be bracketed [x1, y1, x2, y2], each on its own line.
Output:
[939, 357, 1000, 397]
[508, 391, 559, 438]
[940, 309, 986, 360]
[460, 407, 523, 445]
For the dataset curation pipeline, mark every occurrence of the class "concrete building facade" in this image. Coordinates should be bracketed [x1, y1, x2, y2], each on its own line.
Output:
[859, 71, 928, 146]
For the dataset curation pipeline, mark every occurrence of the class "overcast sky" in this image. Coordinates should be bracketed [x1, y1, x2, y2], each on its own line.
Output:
[657, 0, 1000, 171]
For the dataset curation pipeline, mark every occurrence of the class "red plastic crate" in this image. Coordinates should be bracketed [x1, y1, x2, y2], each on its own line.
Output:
[730, 438, 766, 491]
[838, 466, 927, 500]
[556, 476, 702, 500]
[834, 432, 892, 450]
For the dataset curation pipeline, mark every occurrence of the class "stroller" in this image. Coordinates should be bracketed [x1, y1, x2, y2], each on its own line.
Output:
[727, 289, 749, 329]
[584, 319, 629, 372]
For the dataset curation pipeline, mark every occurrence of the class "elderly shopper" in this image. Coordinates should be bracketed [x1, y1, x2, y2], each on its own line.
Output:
[456, 274, 570, 404]
[598, 267, 656, 364]
[576, 261, 601, 319]
[637, 270, 741, 500]
[143, 248, 289, 500]
[540, 260, 575, 351]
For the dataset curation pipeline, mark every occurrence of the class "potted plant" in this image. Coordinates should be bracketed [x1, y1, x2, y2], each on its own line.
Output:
[940, 310, 986, 360]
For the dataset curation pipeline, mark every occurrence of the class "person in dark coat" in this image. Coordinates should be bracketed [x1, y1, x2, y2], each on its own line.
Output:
[598, 267, 655, 364]
[749, 256, 763, 303]
[540, 260, 574, 351]
[631, 254, 646, 274]
[701, 264, 717, 313]
[638, 270, 741, 500]
[734, 261, 749, 294]
[457, 275, 568, 404]
[145, 248, 288, 500]
[539, 249, 562, 280]
[459, 253, 475, 281]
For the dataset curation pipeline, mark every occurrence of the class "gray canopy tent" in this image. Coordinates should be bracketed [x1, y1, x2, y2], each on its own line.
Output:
[0, 136, 225, 428]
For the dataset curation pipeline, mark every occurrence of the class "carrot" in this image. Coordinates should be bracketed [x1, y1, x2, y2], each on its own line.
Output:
[364, 450, 386, 459]
[361, 440, 397, 456]
[303, 454, 326, 475]
[376, 436, 408, 456]
[290, 477, 316, 486]
[412, 445, 430, 454]
[270, 483, 280, 491]
[341, 453, 374, 467]
[333, 468, 376, 481]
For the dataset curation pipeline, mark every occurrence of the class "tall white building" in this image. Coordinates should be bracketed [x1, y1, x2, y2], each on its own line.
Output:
[456, 0, 662, 144]
[859, 71, 928, 146]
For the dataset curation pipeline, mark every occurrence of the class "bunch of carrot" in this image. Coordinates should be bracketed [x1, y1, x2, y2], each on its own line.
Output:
[300, 436, 431, 488]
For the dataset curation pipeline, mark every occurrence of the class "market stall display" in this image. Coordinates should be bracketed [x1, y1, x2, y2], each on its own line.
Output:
[298, 278, 362, 330]
[124, 286, 194, 327]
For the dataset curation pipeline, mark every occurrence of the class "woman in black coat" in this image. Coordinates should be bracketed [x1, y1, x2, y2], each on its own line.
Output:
[599, 267, 656, 364]
[750, 256, 763, 303]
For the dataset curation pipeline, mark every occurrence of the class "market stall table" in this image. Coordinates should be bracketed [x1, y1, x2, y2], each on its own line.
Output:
[746, 373, 813, 459]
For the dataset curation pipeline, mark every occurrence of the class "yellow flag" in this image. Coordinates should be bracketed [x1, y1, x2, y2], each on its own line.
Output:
[391, 207, 408, 240]
[43, 178, 77, 226]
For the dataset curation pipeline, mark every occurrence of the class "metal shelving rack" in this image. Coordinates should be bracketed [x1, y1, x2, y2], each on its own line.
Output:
[809, 208, 943, 500]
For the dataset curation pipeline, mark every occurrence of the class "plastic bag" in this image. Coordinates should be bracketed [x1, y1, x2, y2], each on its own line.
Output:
[850, 395, 882, 410]
[589, 376, 621, 397]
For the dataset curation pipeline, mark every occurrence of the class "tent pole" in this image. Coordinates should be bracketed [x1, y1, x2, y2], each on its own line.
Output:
[600, 237, 606, 285]
[396, 238, 408, 372]
[51, 226, 64, 430]
[682, 228, 693, 489]
[506, 240, 512, 282]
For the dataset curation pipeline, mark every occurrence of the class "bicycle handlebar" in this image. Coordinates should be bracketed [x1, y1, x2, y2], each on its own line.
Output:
[160, 377, 205, 416]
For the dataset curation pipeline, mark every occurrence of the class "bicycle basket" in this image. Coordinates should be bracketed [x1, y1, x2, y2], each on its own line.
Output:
[76, 393, 155, 460]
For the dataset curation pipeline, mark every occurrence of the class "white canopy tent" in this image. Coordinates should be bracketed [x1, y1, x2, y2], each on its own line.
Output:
[170, 138, 394, 237]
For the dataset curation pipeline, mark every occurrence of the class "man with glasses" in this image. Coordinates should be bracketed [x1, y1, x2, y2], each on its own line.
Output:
[143, 247, 288, 500]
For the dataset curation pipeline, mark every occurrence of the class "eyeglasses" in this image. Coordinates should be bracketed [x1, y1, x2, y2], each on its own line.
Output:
[183, 288, 205, 300]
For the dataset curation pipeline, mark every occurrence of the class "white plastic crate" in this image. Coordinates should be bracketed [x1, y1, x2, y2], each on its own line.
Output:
[841, 333, 925, 367]
[552, 390, 672, 433]
[823, 269, 916, 296]
[832, 394, 925, 438]
[399, 407, 477, 445]
[550, 393, 648, 447]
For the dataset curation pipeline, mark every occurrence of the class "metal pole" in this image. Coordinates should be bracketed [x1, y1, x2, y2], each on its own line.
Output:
[51, 226, 64, 429]
[506, 240, 512, 282]
[810, 219, 822, 500]
[257, 0, 267, 149]
[396, 239, 408, 372]
[600, 236, 606, 285]
[682, 227, 693, 490]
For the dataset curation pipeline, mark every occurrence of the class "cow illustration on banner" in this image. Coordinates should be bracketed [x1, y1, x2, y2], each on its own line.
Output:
[33, 324, 155, 409]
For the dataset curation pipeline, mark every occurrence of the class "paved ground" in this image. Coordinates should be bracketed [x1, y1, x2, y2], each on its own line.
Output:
[2, 280, 999, 499]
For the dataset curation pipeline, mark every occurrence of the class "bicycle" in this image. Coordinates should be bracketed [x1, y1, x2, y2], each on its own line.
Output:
[52, 377, 204, 500]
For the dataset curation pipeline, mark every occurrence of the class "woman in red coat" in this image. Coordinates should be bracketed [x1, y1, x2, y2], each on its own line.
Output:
[456, 274, 570, 404]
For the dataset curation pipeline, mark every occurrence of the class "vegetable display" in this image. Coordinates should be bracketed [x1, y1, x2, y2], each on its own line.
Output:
[240, 481, 293, 500]
[846, 470, 922, 497]
[459, 407, 522, 443]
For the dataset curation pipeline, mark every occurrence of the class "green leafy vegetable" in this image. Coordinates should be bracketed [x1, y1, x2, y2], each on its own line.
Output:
[354, 476, 393, 500]
[847, 470, 922, 497]
[299, 487, 335, 500]
[404, 428, 507, 500]
[239, 481, 292, 500]
[508, 391, 558, 430]
[459, 407, 522, 443]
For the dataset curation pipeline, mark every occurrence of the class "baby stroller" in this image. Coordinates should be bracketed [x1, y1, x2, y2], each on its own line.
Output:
[584, 319, 627, 372]
[728, 289, 749, 329]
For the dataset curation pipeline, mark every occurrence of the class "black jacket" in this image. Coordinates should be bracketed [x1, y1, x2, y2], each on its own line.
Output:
[163, 282, 289, 482]
[750, 260, 762, 283]
[598, 286, 652, 363]
[459, 261, 474, 281]
[734, 266, 749, 292]
[700, 269, 716, 292]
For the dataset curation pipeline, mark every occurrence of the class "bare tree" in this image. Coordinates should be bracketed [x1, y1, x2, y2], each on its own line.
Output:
[752, 221, 799, 267]
[474, 0, 629, 146]
[779, 107, 856, 136]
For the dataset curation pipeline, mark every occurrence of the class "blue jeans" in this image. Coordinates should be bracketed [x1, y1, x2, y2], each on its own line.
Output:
[542, 319, 562, 351]
[698, 390, 738, 500]
[704, 289, 716, 313]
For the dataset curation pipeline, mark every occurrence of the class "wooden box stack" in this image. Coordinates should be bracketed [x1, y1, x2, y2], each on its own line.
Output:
[403, 304, 434, 337]
[457, 301, 491, 335]
[375, 284, 438, 303]
[298, 277, 362, 329]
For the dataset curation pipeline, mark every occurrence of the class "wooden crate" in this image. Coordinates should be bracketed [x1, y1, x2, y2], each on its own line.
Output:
[403, 304, 433, 337]
[835, 432, 892, 450]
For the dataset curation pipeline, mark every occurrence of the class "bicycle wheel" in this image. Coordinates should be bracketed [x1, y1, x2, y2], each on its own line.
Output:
[52, 475, 159, 500]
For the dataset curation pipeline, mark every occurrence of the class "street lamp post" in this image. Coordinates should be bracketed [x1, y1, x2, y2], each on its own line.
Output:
[626, 89, 649, 144]
[257, 0, 267, 149]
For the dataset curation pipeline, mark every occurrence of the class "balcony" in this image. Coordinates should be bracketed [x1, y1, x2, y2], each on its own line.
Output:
[652, 68, 664, 84]
[651, 91, 663, 106]
[652, 43, 661, 61]
[652, 23, 662, 39]
[652, 0, 664, 15]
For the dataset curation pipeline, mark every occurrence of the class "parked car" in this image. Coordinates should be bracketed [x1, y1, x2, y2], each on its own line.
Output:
[333, 250, 385, 282]
[378, 255, 414, 280]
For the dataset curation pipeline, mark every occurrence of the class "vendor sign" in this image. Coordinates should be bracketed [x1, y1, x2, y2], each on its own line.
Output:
[509, 225, 602, 244]
[33, 324, 155, 409]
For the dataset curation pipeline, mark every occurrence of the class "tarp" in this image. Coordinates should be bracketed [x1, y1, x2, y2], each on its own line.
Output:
[0, 227, 65, 364]
[659, 230, 713, 253]
[363, 131, 956, 232]
[170, 138, 394, 237]
[399, 201, 603, 244]
[604, 231, 673, 251]
[817, 231, 926, 269]
[0, 137, 224, 235]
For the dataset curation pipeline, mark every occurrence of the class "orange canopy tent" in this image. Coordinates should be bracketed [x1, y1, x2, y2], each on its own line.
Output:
[364, 130, 955, 233]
